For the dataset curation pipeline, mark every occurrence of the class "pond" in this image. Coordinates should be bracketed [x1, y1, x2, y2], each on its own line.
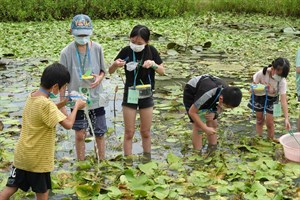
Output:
[1, 13, 300, 199]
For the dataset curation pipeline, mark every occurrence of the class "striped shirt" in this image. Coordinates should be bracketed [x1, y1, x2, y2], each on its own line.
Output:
[13, 93, 66, 172]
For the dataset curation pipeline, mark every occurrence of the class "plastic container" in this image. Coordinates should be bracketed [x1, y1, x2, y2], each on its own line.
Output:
[66, 91, 91, 107]
[279, 132, 300, 162]
[82, 75, 94, 80]
[251, 83, 266, 92]
[135, 84, 152, 99]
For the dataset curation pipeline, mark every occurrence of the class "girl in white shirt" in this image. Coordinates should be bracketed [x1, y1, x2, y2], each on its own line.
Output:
[247, 57, 291, 141]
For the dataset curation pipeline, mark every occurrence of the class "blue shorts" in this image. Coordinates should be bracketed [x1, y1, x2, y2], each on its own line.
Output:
[6, 166, 51, 193]
[71, 107, 107, 137]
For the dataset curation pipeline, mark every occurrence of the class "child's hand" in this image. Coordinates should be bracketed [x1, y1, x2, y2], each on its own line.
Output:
[114, 58, 126, 68]
[60, 97, 69, 105]
[74, 99, 86, 110]
[90, 73, 103, 88]
[284, 118, 291, 130]
[204, 126, 216, 135]
[143, 60, 155, 69]
[267, 85, 276, 94]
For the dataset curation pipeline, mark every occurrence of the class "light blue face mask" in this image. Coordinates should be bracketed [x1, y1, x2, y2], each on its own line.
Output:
[75, 36, 90, 45]
[39, 88, 59, 99]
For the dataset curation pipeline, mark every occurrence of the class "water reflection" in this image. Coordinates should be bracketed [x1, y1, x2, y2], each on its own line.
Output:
[0, 58, 296, 199]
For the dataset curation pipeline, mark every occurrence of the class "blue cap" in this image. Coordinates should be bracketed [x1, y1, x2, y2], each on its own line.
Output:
[71, 14, 93, 36]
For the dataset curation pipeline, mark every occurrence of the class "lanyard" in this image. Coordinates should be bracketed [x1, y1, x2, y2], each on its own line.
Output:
[75, 43, 92, 80]
[39, 88, 50, 96]
[200, 87, 222, 112]
[210, 87, 222, 109]
[132, 51, 151, 88]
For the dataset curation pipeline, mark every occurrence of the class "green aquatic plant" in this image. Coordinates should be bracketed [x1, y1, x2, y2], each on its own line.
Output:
[0, 13, 300, 199]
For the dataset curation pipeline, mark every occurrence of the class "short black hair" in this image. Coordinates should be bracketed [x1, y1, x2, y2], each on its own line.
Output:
[221, 87, 242, 107]
[40, 62, 70, 89]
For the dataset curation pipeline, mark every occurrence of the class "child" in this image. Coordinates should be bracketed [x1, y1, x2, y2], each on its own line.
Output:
[109, 25, 165, 162]
[295, 49, 300, 131]
[60, 14, 107, 161]
[183, 74, 242, 152]
[247, 57, 290, 141]
[0, 63, 86, 200]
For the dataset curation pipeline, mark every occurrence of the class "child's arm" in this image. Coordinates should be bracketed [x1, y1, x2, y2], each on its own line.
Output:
[59, 87, 68, 116]
[90, 70, 105, 89]
[280, 93, 291, 130]
[59, 99, 86, 129]
[152, 62, 165, 76]
[142, 60, 165, 75]
[56, 98, 68, 109]
[188, 104, 216, 135]
[109, 59, 126, 74]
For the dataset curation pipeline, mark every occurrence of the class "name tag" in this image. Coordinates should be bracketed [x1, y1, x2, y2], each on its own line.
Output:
[273, 103, 282, 117]
[127, 88, 139, 104]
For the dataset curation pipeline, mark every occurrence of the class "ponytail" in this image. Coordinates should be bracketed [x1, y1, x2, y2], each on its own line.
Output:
[262, 64, 272, 75]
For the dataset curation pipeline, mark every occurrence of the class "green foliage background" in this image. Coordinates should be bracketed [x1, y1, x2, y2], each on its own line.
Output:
[0, 0, 300, 21]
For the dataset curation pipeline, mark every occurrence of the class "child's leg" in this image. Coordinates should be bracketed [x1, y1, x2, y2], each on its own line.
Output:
[0, 186, 18, 200]
[93, 113, 107, 160]
[139, 106, 153, 154]
[206, 119, 218, 146]
[75, 129, 86, 160]
[265, 113, 275, 139]
[122, 106, 137, 156]
[255, 112, 264, 136]
[95, 136, 105, 160]
[192, 123, 203, 150]
[35, 190, 49, 200]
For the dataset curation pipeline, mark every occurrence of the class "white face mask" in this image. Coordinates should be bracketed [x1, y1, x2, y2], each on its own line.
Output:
[75, 36, 90, 45]
[272, 74, 282, 82]
[130, 42, 145, 52]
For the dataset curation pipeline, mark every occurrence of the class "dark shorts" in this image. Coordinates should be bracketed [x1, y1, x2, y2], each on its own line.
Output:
[6, 166, 51, 193]
[71, 107, 107, 137]
[184, 106, 215, 123]
[122, 94, 154, 109]
[183, 85, 217, 123]
[247, 95, 278, 114]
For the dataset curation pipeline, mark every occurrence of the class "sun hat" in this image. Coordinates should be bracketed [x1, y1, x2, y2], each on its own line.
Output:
[71, 14, 93, 36]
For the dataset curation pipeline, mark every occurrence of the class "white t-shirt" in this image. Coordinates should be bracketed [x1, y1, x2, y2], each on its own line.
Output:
[253, 69, 287, 97]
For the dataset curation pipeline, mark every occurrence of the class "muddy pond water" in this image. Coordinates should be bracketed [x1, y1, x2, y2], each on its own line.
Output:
[0, 49, 298, 199]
